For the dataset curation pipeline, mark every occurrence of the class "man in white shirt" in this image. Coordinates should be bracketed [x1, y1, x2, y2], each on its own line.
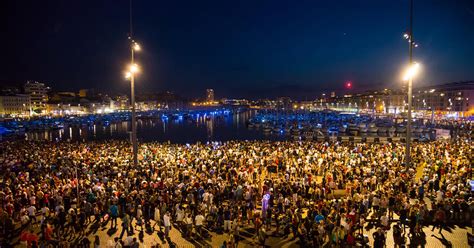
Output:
[27, 205, 37, 224]
[163, 212, 171, 237]
[40, 206, 49, 225]
[380, 214, 389, 230]
[195, 213, 205, 236]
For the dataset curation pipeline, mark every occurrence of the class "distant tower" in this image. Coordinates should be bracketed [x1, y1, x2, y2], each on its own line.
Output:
[206, 89, 214, 102]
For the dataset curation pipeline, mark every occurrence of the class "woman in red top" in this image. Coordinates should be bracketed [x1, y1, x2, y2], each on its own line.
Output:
[19, 230, 30, 246]
[346, 231, 356, 246]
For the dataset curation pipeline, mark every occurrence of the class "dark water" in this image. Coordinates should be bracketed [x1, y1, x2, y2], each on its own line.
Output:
[24, 110, 285, 143]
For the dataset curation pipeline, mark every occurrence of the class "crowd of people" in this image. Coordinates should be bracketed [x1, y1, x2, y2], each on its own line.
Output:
[0, 138, 472, 247]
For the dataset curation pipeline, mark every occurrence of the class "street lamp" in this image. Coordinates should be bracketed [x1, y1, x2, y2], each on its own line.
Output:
[402, 0, 421, 166]
[124, 40, 141, 167]
[133, 43, 141, 51]
[403, 62, 420, 81]
[402, 61, 420, 165]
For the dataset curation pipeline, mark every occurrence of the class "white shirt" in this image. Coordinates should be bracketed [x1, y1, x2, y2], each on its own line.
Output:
[381, 215, 389, 227]
[176, 209, 184, 222]
[163, 214, 171, 227]
[195, 214, 205, 226]
[41, 206, 49, 216]
[137, 208, 142, 219]
[154, 208, 161, 221]
[436, 191, 443, 202]
[372, 197, 380, 207]
[27, 206, 36, 216]
[184, 216, 193, 225]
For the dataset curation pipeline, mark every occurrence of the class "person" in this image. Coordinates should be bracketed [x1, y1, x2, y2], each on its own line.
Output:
[153, 206, 161, 232]
[110, 202, 119, 229]
[163, 211, 171, 238]
[418, 184, 425, 200]
[195, 212, 205, 237]
[120, 212, 130, 239]
[399, 206, 408, 233]
[220, 240, 227, 248]
[228, 236, 236, 248]
[223, 207, 231, 232]
[124, 236, 134, 247]
[175, 205, 184, 230]
[393, 223, 404, 248]
[84, 201, 93, 224]
[81, 237, 91, 247]
[183, 213, 193, 237]
[57, 207, 67, 235]
[27, 205, 37, 226]
[130, 237, 139, 248]
[346, 231, 356, 246]
[114, 237, 123, 248]
[136, 205, 143, 232]
[94, 235, 101, 248]
[78, 209, 87, 235]
[380, 212, 389, 230]
[431, 206, 446, 234]
[43, 222, 59, 246]
[372, 228, 385, 248]
[231, 217, 240, 246]
[27, 229, 39, 248]
[258, 226, 267, 246]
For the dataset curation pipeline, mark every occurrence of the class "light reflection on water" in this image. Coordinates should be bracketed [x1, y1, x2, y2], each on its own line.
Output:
[24, 110, 285, 143]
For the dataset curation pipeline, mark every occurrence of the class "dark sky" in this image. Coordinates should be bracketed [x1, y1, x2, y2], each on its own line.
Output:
[1, 0, 473, 99]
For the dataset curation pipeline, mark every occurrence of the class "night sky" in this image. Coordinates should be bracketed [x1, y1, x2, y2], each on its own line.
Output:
[1, 0, 473, 99]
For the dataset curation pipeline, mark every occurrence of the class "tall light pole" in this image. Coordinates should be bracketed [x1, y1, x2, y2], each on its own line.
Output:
[125, 0, 141, 167]
[406, 0, 414, 166]
[402, 0, 422, 166]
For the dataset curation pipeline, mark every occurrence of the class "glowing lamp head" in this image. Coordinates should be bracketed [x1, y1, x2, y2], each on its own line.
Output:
[125, 72, 132, 79]
[403, 62, 420, 81]
[129, 64, 139, 73]
[133, 43, 141, 51]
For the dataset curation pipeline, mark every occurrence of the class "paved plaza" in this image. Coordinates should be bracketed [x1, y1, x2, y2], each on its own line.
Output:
[88, 219, 471, 248]
[7, 209, 472, 248]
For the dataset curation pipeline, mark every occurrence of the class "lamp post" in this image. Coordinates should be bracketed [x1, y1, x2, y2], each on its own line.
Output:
[403, 62, 419, 165]
[403, 0, 418, 166]
[125, 43, 140, 167]
[124, 0, 141, 167]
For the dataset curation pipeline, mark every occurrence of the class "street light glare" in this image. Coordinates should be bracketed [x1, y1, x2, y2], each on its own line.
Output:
[133, 43, 141, 51]
[403, 62, 420, 81]
[129, 64, 139, 73]
[403, 33, 409, 39]
[125, 71, 131, 79]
